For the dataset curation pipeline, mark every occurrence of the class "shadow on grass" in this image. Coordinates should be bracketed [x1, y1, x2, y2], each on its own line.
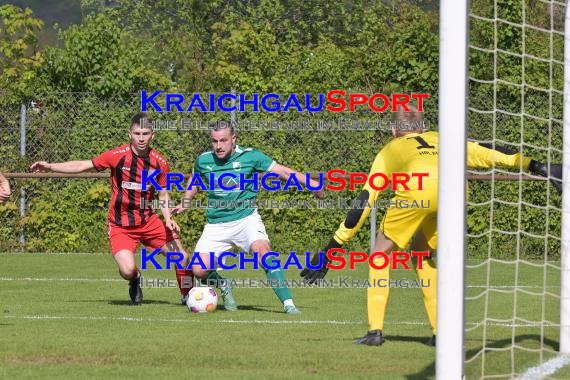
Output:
[387, 335, 431, 345]
[235, 305, 283, 313]
[342, 334, 430, 344]
[107, 299, 171, 305]
[403, 334, 560, 380]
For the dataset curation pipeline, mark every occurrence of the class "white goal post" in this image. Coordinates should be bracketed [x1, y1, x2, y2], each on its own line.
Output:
[436, 0, 469, 378]
[437, 0, 570, 378]
[560, 0, 570, 355]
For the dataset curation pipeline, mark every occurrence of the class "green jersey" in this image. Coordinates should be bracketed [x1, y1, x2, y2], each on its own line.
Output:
[194, 145, 276, 223]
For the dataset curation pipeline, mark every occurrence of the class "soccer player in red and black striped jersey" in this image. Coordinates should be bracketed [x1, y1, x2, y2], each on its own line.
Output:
[30, 112, 193, 305]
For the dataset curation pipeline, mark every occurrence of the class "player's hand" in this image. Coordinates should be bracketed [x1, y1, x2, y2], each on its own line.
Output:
[313, 188, 325, 200]
[529, 160, 562, 194]
[300, 238, 343, 284]
[308, 179, 325, 199]
[172, 203, 187, 215]
[30, 161, 52, 172]
[165, 219, 180, 234]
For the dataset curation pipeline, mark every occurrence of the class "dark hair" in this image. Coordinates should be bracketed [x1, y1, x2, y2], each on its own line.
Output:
[211, 120, 236, 136]
[130, 112, 153, 129]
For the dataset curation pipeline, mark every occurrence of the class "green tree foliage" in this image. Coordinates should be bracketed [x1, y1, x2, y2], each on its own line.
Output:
[79, 0, 439, 95]
[42, 12, 172, 96]
[0, 5, 44, 99]
[0, 1, 562, 259]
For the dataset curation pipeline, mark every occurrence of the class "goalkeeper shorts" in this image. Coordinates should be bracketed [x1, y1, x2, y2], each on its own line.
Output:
[380, 186, 438, 250]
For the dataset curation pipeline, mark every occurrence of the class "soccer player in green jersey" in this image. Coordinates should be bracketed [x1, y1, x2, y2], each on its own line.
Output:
[174, 124, 324, 313]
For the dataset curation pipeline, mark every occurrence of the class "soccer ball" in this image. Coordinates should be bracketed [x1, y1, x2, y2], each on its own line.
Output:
[186, 287, 218, 313]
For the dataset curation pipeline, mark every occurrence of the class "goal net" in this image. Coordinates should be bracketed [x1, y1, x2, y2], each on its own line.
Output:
[439, 0, 569, 378]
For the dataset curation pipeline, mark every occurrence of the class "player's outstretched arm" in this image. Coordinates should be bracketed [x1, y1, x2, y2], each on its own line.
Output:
[0, 172, 11, 203]
[300, 188, 377, 284]
[30, 160, 94, 174]
[300, 238, 343, 284]
[271, 163, 325, 199]
[467, 142, 562, 193]
[301, 152, 388, 283]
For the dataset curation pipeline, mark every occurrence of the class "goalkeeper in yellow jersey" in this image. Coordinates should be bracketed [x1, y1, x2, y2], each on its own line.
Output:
[301, 105, 562, 346]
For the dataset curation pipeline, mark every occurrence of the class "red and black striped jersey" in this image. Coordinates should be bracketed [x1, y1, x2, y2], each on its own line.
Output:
[91, 144, 169, 227]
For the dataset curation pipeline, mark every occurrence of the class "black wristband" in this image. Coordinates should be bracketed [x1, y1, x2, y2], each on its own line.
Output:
[528, 159, 543, 174]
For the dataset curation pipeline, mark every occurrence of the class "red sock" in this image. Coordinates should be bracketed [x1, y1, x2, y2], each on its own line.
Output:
[176, 269, 194, 296]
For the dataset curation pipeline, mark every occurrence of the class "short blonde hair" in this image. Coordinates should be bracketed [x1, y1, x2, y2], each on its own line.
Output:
[391, 105, 424, 136]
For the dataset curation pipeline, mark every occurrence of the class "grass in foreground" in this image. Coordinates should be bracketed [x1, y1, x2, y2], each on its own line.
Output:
[0, 253, 565, 379]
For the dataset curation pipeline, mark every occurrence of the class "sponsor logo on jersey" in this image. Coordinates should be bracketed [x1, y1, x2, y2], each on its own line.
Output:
[122, 181, 142, 190]
[222, 177, 240, 187]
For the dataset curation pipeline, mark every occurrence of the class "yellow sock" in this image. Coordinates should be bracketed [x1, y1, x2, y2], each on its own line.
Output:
[368, 258, 391, 331]
[415, 257, 437, 335]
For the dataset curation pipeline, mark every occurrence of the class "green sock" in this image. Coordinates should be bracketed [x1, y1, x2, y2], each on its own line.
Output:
[264, 268, 292, 303]
[206, 270, 228, 291]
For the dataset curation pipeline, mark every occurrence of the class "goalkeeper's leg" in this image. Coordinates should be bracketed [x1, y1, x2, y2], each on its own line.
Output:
[410, 227, 438, 342]
[357, 231, 396, 346]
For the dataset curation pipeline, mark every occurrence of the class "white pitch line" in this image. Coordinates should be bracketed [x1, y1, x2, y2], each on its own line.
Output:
[0, 252, 105, 256]
[3, 315, 364, 325]
[516, 355, 570, 380]
[466, 285, 560, 289]
[0, 315, 560, 328]
[0, 277, 560, 289]
[0, 277, 122, 282]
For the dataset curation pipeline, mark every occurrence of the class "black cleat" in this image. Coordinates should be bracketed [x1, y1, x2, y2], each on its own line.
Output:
[425, 335, 436, 347]
[356, 330, 385, 346]
[129, 276, 143, 305]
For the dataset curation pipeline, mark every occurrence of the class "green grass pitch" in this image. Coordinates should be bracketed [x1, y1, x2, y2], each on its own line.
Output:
[0, 253, 567, 379]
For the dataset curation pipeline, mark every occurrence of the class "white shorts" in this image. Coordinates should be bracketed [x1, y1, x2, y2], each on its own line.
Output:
[194, 211, 269, 257]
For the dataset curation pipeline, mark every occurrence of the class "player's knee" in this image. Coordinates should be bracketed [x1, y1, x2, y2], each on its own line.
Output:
[257, 253, 269, 266]
[114, 251, 137, 279]
[251, 240, 271, 259]
[118, 265, 137, 280]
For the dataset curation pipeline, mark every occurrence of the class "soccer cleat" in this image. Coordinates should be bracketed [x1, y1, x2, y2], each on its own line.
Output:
[221, 286, 237, 311]
[284, 305, 301, 315]
[129, 276, 143, 305]
[181, 293, 189, 305]
[426, 335, 436, 347]
[356, 330, 385, 346]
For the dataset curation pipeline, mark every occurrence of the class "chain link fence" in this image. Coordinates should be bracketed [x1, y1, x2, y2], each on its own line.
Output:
[2, 92, 436, 253]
